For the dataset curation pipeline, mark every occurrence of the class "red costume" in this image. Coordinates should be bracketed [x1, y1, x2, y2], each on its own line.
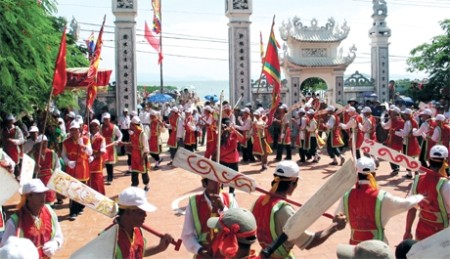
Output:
[278, 116, 291, 145]
[412, 173, 449, 240]
[387, 117, 404, 151]
[149, 119, 162, 154]
[329, 114, 344, 148]
[63, 136, 90, 181]
[219, 131, 245, 163]
[188, 193, 230, 258]
[116, 227, 145, 259]
[405, 119, 421, 157]
[350, 115, 364, 149]
[34, 149, 57, 203]
[184, 115, 197, 146]
[89, 133, 105, 195]
[252, 121, 271, 156]
[343, 185, 386, 244]
[2, 126, 22, 163]
[101, 123, 118, 164]
[167, 113, 180, 148]
[204, 115, 217, 159]
[11, 205, 57, 259]
[130, 127, 147, 173]
[252, 196, 292, 258]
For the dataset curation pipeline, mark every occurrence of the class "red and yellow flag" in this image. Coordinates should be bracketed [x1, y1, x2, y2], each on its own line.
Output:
[52, 26, 67, 96]
[152, 0, 161, 34]
[86, 15, 106, 111]
[262, 17, 281, 126]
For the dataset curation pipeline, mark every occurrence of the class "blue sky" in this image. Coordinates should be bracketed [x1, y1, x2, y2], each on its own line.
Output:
[57, 0, 449, 82]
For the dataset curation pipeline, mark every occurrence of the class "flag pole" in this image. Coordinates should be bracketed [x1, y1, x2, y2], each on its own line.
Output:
[159, 0, 164, 93]
[36, 25, 67, 179]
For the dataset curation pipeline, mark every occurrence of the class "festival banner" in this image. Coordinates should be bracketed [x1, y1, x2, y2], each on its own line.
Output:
[47, 169, 117, 217]
[70, 224, 118, 259]
[0, 166, 20, 206]
[20, 154, 35, 186]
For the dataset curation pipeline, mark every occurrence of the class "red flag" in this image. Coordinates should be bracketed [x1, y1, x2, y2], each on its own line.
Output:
[86, 16, 106, 111]
[145, 21, 163, 64]
[52, 27, 67, 96]
[262, 17, 281, 126]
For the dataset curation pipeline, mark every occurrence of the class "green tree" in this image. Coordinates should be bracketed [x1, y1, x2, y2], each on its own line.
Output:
[0, 0, 88, 118]
[407, 19, 450, 102]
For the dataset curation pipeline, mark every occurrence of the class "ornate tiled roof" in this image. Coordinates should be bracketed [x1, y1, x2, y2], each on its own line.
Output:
[280, 17, 350, 42]
[284, 45, 357, 67]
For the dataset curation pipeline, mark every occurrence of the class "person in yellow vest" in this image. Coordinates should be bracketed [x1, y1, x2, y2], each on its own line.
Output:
[181, 178, 238, 258]
[335, 157, 423, 245]
[251, 161, 347, 258]
[111, 187, 173, 258]
[404, 145, 450, 241]
[62, 121, 92, 220]
[1, 179, 63, 258]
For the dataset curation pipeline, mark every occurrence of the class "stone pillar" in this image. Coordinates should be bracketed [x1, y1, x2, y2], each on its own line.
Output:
[225, 0, 252, 106]
[112, 0, 138, 114]
[369, 1, 391, 103]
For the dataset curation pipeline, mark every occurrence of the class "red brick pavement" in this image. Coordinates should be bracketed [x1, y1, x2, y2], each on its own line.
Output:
[4, 145, 417, 258]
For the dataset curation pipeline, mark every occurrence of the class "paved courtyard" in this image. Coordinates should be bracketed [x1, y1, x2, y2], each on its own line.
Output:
[4, 143, 415, 258]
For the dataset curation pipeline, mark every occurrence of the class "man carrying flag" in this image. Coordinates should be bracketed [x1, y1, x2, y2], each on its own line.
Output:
[262, 17, 281, 127]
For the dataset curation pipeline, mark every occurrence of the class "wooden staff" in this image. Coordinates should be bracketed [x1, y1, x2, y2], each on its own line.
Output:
[215, 90, 225, 162]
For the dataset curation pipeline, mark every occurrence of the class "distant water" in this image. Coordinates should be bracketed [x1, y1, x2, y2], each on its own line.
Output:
[140, 80, 230, 102]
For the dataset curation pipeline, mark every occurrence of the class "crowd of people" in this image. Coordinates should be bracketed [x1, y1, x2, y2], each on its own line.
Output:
[0, 89, 449, 258]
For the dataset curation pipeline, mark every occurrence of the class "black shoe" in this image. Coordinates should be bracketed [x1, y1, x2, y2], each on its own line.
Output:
[403, 174, 413, 179]
[124, 171, 131, 176]
[157, 158, 164, 166]
[329, 161, 338, 166]
[312, 159, 319, 163]
[144, 185, 150, 192]
[152, 165, 160, 170]
[340, 157, 345, 166]
[390, 170, 399, 176]
[105, 181, 112, 186]
[69, 214, 77, 221]
[55, 199, 64, 205]
[167, 161, 173, 166]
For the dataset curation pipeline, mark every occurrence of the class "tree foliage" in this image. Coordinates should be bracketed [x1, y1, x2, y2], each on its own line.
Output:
[0, 0, 88, 119]
[407, 19, 450, 102]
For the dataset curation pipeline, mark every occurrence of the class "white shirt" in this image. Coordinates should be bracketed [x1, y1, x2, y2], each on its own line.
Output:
[235, 117, 252, 131]
[118, 115, 130, 130]
[325, 115, 336, 129]
[413, 120, 429, 137]
[298, 117, 307, 140]
[57, 118, 66, 135]
[431, 125, 442, 143]
[340, 117, 356, 130]
[381, 118, 392, 130]
[1, 205, 64, 249]
[336, 182, 424, 244]
[176, 116, 184, 139]
[395, 119, 412, 144]
[23, 138, 36, 154]
[181, 193, 237, 254]
[306, 119, 317, 133]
